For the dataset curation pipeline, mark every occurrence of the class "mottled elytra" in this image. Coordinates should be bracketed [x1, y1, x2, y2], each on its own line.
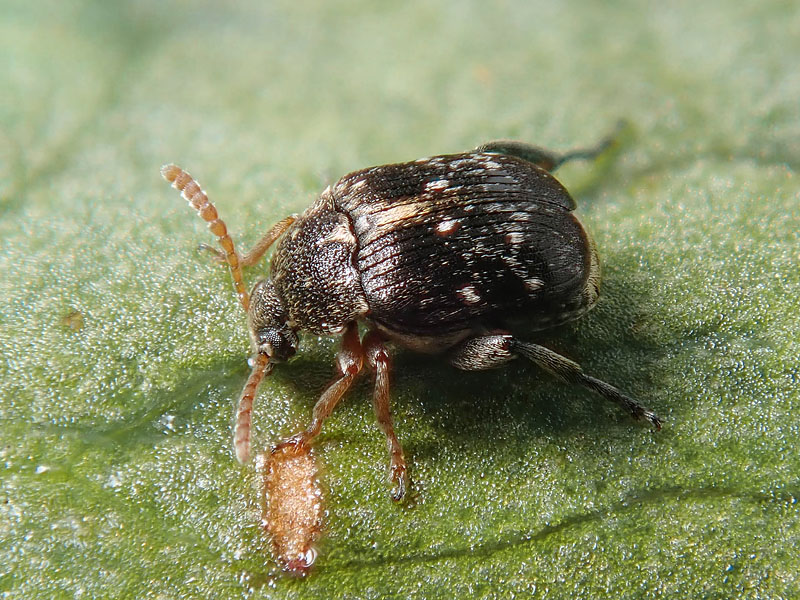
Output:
[161, 130, 661, 502]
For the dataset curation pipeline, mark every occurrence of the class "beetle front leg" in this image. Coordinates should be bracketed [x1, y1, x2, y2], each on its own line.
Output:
[200, 214, 297, 267]
[448, 334, 662, 429]
[363, 331, 409, 502]
[277, 323, 363, 451]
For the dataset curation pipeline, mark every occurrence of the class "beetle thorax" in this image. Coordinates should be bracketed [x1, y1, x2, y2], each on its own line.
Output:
[269, 197, 369, 336]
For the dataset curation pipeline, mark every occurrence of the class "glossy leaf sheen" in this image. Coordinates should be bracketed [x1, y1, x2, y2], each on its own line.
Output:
[1, 1, 798, 598]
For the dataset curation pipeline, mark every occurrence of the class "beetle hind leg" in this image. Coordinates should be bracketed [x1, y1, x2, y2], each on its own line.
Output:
[512, 340, 662, 429]
[448, 334, 662, 430]
[476, 121, 626, 172]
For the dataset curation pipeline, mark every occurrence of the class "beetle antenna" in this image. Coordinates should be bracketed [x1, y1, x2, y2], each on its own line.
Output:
[234, 352, 272, 463]
[161, 164, 251, 313]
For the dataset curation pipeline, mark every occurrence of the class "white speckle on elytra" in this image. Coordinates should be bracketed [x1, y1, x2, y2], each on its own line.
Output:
[524, 277, 545, 292]
[425, 179, 450, 191]
[449, 158, 473, 169]
[435, 219, 461, 236]
[505, 231, 525, 246]
[352, 179, 366, 190]
[511, 211, 534, 221]
[457, 284, 482, 305]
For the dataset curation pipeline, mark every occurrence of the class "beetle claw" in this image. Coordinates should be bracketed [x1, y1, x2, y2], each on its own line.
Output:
[644, 411, 663, 431]
[390, 463, 409, 502]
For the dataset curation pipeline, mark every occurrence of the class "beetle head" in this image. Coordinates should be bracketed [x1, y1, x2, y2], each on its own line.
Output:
[248, 279, 298, 362]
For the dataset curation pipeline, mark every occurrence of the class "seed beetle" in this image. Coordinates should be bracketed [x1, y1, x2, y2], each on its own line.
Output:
[161, 130, 661, 502]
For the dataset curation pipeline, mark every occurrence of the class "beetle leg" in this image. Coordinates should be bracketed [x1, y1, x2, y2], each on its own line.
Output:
[475, 140, 567, 172]
[363, 331, 409, 502]
[447, 334, 518, 370]
[512, 340, 662, 429]
[278, 323, 364, 450]
[239, 215, 297, 266]
[448, 334, 662, 430]
[476, 121, 625, 172]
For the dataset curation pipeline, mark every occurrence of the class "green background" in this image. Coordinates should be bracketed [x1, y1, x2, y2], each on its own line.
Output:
[1, 1, 798, 598]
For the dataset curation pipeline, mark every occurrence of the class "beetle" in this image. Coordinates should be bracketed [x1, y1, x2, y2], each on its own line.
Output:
[161, 131, 661, 502]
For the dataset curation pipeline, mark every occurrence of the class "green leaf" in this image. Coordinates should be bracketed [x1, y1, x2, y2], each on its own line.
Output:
[1, 1, 798, 598]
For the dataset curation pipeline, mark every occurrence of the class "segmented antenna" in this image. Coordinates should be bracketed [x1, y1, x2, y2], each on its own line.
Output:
[160, 164, 251, 313]
[235, 352, 272, 463]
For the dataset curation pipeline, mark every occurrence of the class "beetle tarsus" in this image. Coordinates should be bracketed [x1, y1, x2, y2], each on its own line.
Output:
[554, 123, 622, 167]
[273, 433, 310, 453]
[573, 371, 664, 430]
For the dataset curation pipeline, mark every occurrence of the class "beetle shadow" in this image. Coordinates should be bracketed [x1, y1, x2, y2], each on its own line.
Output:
[52, 353, 332, 462]
[395, 247, 669, 462]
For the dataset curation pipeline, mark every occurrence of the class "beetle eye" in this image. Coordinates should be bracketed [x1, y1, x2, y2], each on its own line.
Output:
[257, 328, 297, 362]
